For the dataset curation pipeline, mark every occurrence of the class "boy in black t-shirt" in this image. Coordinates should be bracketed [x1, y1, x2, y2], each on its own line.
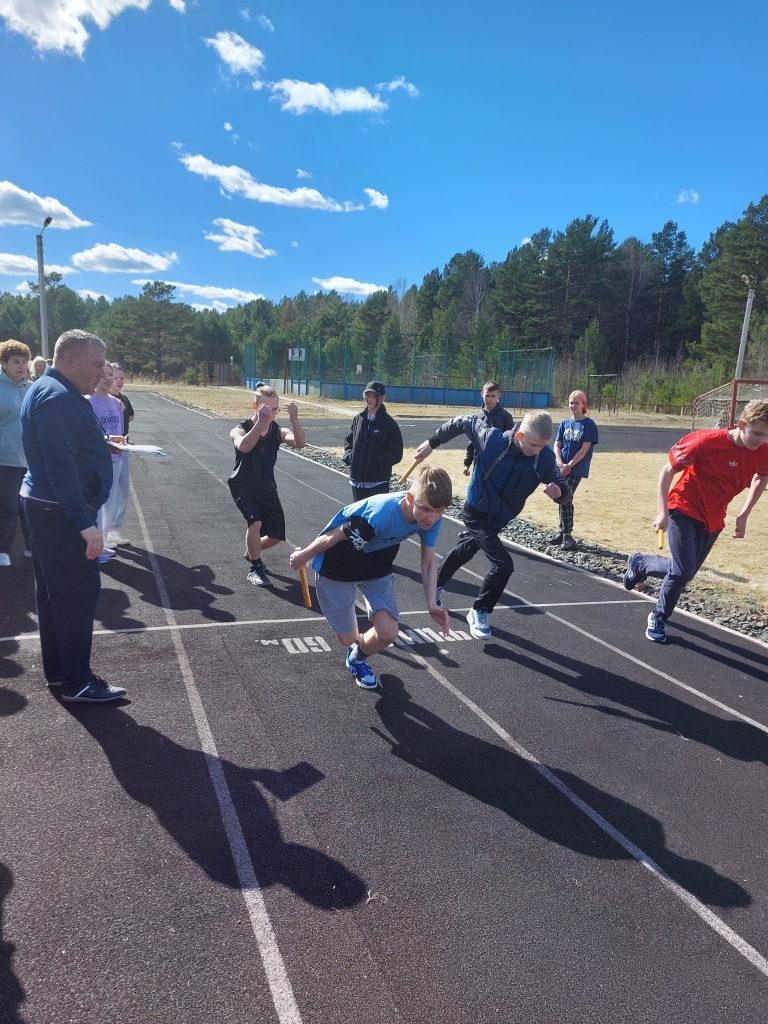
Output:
[229, 385, 305, 587]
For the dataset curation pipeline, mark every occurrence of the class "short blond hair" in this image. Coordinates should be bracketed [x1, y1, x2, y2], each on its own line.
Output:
[410, 465, 452, 509]
[519, 410, 554, 441]
[254, 385, 278, 400]
[741, 400, 768, 427]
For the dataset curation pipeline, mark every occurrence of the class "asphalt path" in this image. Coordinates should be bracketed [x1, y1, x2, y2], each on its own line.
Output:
[1, 394, 767, 1023]
[280, 417, 690, 454]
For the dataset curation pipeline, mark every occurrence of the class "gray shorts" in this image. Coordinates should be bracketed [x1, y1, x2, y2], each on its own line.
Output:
[315, 574, 400, 636]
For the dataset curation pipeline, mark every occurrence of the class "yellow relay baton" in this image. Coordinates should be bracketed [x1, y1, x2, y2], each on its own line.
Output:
[657, 528, 665, 550]
[398, 458, 420, 485]
[295, 549, 312, 609]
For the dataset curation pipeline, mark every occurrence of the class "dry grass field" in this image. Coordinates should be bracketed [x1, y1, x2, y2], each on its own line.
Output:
[130, 384, 768, 608]
[128, 383, 694, 427]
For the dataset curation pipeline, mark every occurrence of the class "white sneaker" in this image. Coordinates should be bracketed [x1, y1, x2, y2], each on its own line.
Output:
[24, 550, 32, 558]
[467, 607, 491, 640]
[0, 553, 10, 567]
[107, 531, 130, 546]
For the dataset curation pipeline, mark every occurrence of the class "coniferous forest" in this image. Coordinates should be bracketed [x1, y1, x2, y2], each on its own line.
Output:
[2, 196, 767, 408]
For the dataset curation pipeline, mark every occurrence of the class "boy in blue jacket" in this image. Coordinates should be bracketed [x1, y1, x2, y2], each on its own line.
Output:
[414, 411, 570, 639]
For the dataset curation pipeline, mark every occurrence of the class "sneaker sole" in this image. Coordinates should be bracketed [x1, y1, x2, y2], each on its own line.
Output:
[354, 678, 378, 689]
[247, 577, 273, 587]
[645, 631, 667, 644]
[61, 691, 126, 702]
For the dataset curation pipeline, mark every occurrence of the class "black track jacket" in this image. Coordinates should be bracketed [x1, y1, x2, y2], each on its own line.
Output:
[343, 404, 403, 484]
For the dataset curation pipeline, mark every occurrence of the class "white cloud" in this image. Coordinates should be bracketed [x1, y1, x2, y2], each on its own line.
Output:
[204, 31, 264, 78]
[291, 241, 299, 247]
[270, 80, 386, 115]
[133, 279, 264, 302]
[191, 300, 229, 312]
[257, 14, 273, 30]
[15, 281, 31, 292]
[678, 189, 700, 204]
[296, 168, 312, 179]
[79, 288, 110, 300]
[224, 122, 233, 131]
[71, 242, 178, 273]
[521, 237, 531, 245]
[377, 75, 419, 97]
[180, 152, 363, 211]
[364, 188, 388, 210]
[0, 252, 75, 276]
[204, 218, 275, 259]
[0, 181, 91, 229]
[312, 276, 387, 297]
[239, 8, 250, 19]
[0, 0, 184, 57]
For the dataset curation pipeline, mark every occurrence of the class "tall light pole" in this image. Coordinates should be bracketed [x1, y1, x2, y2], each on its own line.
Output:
[36, 216, 53, 359]
[735, 274, 756, 380]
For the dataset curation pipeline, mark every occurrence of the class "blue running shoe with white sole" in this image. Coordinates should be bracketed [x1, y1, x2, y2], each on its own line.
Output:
[345, 647, 378, 689]
[623, 552, 646, 590]
[646, 612, 667, 643]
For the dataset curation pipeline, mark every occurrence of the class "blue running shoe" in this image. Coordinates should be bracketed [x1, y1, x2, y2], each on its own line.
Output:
[623, 553, 646, 590]
[345, 647, 378, 689]
[646, 612, 667, 643]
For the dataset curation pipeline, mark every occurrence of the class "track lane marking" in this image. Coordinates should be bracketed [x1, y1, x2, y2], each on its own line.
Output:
[129, 478, 303, 1024]
[0, 603, 644, 644]
[399, 645, 768, 980]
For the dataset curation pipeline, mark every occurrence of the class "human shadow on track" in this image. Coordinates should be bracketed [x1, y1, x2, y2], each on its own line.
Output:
[73, 707, 368, 911]
[0, 863, 27, 1024]
[372, 676, 750, 909]
[103, 548, 236, 622]
[0, 687, 27, 716]
[486, 624, 768, 768]
[667, 620, 768, 684]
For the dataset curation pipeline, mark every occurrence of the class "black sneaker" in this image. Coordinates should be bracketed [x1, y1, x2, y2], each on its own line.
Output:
[247, 561, 273, 587]
[560, 534, 577, 551]
[549, 532, 563, 545]
[61, 675, 127, 703]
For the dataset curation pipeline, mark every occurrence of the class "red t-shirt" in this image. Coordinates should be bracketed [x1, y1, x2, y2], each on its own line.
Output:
[667, 429, 768, 533]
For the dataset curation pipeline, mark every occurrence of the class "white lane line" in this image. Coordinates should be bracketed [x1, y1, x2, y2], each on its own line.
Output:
[129, 479, 303, 1024]
[455, 562, 768, 737]
[0, 601, 644, 644]
[400, 645, 768, 980]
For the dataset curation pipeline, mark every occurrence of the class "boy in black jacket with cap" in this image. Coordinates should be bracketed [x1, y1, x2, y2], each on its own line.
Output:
[343, 381, 404, 502]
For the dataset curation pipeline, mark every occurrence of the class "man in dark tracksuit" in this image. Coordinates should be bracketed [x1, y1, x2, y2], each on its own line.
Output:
[343, 381, 404, 502]
[415, 410, 570, 639]
[20, 330, 127, 703]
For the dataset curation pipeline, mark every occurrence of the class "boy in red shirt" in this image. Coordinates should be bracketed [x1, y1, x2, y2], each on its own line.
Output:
[624, 400, 768, 643]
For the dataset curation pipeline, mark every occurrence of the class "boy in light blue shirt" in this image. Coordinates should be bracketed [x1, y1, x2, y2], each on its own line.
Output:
[290, 465, 452, 690]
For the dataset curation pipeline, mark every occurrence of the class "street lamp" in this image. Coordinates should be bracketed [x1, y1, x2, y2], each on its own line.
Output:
[36, 216, 53, 359]
[735, 274, 755, 380]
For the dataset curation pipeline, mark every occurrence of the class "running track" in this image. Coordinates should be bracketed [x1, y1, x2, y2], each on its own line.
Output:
[1, 393, 767, 1024]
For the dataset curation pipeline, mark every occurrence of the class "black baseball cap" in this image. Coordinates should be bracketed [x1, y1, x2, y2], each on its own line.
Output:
[363, 380, 385, 396]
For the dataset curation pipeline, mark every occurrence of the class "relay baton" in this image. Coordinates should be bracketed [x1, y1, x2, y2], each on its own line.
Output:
[657, 528, 665, 549]
[398, 458, 420, 485]
[295, 548, 312, 608]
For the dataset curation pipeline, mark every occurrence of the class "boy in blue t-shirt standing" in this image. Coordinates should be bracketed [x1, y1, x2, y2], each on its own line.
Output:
[550, 390, 598, 551]
[290, 466, 452, 690]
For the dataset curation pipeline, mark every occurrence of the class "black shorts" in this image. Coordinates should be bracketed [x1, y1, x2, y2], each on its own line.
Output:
[228, 483, 286, 540]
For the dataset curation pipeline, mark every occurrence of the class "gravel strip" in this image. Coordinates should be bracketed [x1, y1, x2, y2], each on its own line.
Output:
[296, 442, 768, 643]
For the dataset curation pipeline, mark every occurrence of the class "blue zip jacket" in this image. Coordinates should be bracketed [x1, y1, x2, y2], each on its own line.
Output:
[21, 368, 113, 531]
[429, 414, 571, 530]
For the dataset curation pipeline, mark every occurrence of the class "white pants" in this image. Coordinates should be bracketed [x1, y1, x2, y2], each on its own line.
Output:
[111, 452, 130, 529]
[98, 458, 124, 538]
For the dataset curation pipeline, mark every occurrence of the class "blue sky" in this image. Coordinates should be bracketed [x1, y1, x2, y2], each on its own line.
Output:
[1, 0, 766, 309]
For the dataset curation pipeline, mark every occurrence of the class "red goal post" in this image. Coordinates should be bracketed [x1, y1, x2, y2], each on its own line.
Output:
[692, 379, 768, 430]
